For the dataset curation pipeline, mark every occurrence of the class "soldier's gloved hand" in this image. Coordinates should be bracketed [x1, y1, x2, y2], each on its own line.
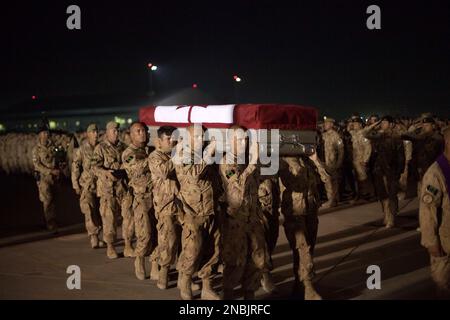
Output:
[428, 244, 444, 257]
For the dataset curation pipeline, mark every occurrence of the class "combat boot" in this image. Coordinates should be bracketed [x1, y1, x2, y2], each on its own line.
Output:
[134, 256, 146, 280]
[261, 272, 277, 293]
[90, 235, 99, 249]
[320, 199, 337, 209]
[157, 266, 169, 289]
[304, 281, 322, 300]
[179, 273, 193, 300]
[46, 221, 58, 234]
[201, 278, 221, 300]
[150, 261, 159, 280]
[177, 273, 201, 291]
[106, 244, 118, 259]
[123, 241, 135, 258]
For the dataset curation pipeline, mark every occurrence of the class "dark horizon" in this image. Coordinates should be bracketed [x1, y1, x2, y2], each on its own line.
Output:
[1, 0, 449, 118]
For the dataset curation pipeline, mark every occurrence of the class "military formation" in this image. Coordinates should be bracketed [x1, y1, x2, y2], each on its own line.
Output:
[0, 112, 449, 299]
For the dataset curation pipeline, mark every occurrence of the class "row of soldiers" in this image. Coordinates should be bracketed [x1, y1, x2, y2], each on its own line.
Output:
[30, 121, 328, 300]
[0, 131, 76, 176]
[17, 111, 450, 298]
[317, 113, 446, 228]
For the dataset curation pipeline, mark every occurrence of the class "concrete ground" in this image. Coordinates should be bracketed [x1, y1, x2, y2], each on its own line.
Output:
[0, 196, 441, 300]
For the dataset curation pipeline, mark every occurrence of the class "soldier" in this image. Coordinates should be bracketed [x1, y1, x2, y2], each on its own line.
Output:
[173, 124, 221, 300]
[364, 116, 405, 228]
[258, 173, 279, 293]
[32, 125, 61, 232]
[148, 125, 182, 289]
[320, 118, 344, 208]
[71, 123, 104, 248]
[278, 150, 329, 300]
[349, 118, 373, 201]
[419, 127, 450, 297]
[122, 122, 154, 280]
[93, 121, 127, 259]
[218, 126, 269, 299]
[402, 117, 444, 196]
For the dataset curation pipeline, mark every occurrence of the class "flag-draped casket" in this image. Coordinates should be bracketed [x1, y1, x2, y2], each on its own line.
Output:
[139, 104, 318, 155]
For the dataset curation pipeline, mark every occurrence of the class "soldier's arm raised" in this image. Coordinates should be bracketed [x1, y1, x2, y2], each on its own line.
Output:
[237, 141, 259, 185]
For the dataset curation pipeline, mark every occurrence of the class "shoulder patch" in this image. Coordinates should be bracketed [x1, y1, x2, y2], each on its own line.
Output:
[422, 194, 433, 204]
[125, 155, 134, 163]
[426, 185, 439, 196]
[226, 170, 236, 179]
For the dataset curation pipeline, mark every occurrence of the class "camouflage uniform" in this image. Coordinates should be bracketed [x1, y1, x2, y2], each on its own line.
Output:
[419, 158, 450, 292]
[364, 128, 405, 227]
[148, 148, 182, 269]
[350, 128, 372, 197]
[122, 143, 154, 258]
[93, 139, 127, 245]
[279, 156, 329, 286]
[32, 139, 59, 229]
[219, 158, 269, 296]
[258, 174, 280, 270]
[71, 139, 101, 237]
[321, 128, 344, 205]
[399, 140, 413, 197]
[174, 145, 221, 299]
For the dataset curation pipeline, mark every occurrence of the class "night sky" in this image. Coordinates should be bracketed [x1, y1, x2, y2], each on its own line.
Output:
[1, 0, 449, 118]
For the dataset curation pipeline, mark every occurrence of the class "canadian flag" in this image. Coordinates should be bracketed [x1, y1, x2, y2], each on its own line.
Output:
[140, 104, 317, 130]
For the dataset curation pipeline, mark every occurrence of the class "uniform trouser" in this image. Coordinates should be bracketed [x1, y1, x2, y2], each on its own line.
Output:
[222, 216, 268, 291]
[324, 171, 340, 203]
[121, 191, 134, 242]
[262, 208, 279, 271]
[132, 193, 153, 257]
[340, 162, 356, 197]
[430, 238, 450, 292]
[374, 175, 399, 226]
[79, 188, 101, 236]
[283, 214, 319, 282]
[353, 161, 371, 197]
[155, 214, 181, 267]
[177, 214, 220, 280]
[399, 166, 409, 193]
[353, 161, 368, 181]
[37, 178, 56, 226]
[99, 194, 119, 244]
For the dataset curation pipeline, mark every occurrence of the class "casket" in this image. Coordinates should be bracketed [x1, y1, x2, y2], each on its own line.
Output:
[139, 104, 318, 155]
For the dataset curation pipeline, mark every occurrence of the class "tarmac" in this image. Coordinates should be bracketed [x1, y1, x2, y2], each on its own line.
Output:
[0, 196, 439, 300]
